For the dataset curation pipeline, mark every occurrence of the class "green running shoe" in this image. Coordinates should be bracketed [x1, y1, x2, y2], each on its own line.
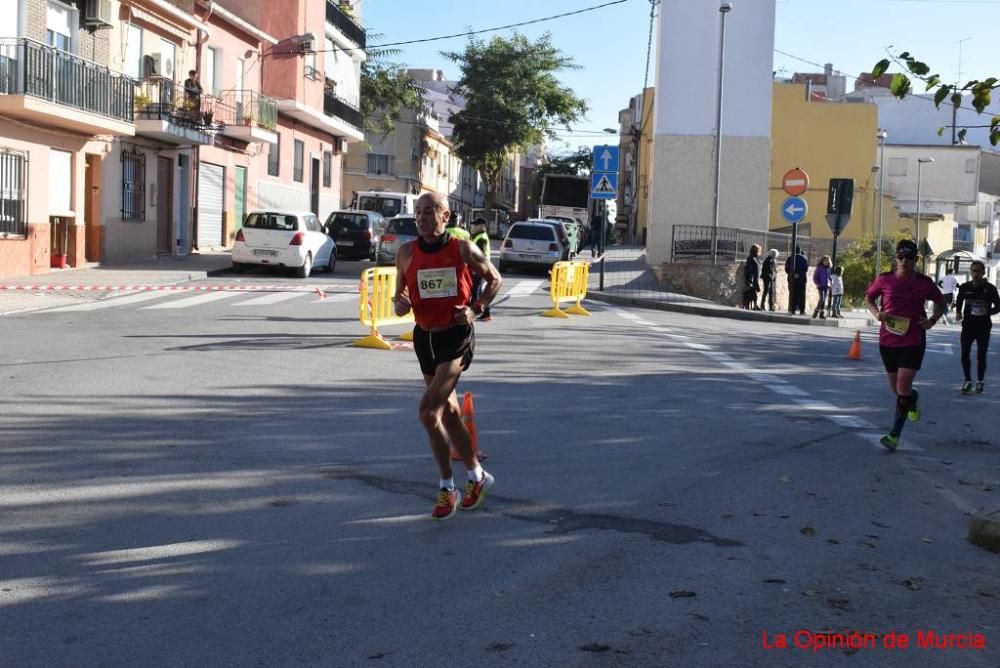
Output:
[907, 391, 920, 423]
[961, 381, 973, 395]
[880, 433, 900, 451]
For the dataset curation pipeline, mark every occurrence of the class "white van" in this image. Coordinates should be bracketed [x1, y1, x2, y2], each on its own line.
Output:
[352, 191, 420, 219]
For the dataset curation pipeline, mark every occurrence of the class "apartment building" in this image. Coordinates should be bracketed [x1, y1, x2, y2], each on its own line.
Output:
[0, 0, 365, 277]
[0, 0, 135, 276]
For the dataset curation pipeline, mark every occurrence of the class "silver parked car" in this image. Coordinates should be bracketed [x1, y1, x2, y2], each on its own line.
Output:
[376, 216, 418, 265]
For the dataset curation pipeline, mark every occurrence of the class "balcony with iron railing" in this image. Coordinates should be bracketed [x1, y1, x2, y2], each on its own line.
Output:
[0, 37, 135, 135]
[214, 90, 278, 144]
[134, 78, 217, 144]
[323, 86, 363, 131]
[326, 1, 366, 48]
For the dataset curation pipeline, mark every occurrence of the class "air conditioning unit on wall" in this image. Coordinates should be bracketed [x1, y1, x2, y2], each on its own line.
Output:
[83, 0, 114, 28]
[145, 53, 175, 80]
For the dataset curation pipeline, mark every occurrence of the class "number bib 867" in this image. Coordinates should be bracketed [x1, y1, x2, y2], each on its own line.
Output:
[416, 267, 458, 299]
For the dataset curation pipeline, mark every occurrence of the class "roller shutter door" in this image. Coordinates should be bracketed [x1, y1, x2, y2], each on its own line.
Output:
[197, 162, 224, 248]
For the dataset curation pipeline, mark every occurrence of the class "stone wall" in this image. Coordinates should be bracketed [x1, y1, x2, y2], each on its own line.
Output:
[656, 262, 824, 313]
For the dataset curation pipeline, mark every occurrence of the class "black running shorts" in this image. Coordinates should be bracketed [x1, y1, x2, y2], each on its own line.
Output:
[413, 324, 475, 376]
[879, 344, 926, 372]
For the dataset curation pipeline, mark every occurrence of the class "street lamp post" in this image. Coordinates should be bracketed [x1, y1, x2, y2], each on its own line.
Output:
[916, 156, 934, 273]
[711, 2, 733, 264]
[875, 129, 887, 277]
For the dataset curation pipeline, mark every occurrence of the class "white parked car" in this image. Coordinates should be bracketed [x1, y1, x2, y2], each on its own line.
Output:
[497, 220, 571, 274]
[232, 210, 336, 278]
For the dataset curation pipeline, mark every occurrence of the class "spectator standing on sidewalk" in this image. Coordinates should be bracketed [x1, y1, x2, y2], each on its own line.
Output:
[863, 239, 945, 451]
[830, 265, 845, 318]
[785, 246, 809, 315]
[812, 255, 832, 319]
[759, 249, 778, 311]
[742, 244, 761, 310]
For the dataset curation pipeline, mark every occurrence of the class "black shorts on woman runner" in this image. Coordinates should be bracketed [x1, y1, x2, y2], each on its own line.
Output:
[879, 344, 926, 373]
[413, 324, 475, 376]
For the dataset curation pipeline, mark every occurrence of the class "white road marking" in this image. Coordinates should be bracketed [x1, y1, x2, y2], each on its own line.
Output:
[507, 280, 545, 296]
[927, 343, 954, 355]
[233, 292, 305, 306]
[770, 384, 809, 397]
[311, 293, 358, 304]
[44, 290, 173, 311]
[141, 292, 240, 309]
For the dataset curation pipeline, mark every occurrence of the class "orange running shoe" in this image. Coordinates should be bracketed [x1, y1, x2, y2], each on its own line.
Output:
[461, 471, 495, 511]
[431, 488, 460, 521]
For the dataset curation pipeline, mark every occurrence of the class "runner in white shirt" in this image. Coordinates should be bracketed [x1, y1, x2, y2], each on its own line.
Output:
[938, 266, 959, 325]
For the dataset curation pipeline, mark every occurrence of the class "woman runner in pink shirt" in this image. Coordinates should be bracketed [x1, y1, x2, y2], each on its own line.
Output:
[863, 239, 946, 450]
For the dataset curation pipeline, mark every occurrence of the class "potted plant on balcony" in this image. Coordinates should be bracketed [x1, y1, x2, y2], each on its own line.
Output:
[134, 92, 152, 112]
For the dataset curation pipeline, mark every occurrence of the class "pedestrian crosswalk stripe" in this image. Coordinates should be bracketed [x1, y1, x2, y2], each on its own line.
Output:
[507, 280, 545, 296]
[232, 292, 305, 306]
[141, 292, 240, 309]
[45, 290, 174, 312]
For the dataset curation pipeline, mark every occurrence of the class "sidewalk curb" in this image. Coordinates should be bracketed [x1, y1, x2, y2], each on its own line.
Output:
[587, 291, 878, 328]
[968, 508, 1000, 553]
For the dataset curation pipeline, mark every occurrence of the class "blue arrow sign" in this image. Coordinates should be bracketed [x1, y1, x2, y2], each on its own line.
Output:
[592, 144, 619, 173]
[781, 196, 808, 224]
[590, 171, 617, 199]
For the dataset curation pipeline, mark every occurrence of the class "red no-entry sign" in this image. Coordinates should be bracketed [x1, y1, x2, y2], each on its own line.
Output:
[782, 168, 809, 196]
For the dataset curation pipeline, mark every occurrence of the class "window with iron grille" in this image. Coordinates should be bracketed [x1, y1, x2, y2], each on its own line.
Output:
[267, 134, 280, 176]
[121, 144, 146, 222]
[367, 153, 391, 175]
[0, 149, 28, 238]
[323, 151, 332, 188]
[293, 140, 304, 182]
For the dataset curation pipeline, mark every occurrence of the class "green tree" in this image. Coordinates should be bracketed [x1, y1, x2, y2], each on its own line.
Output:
[529, 146, 593, 209]
[871, 53, 998, 146]
[360, 37, 425, 137]
[836, 231, 911, 305]
[442, 33, 588, 219]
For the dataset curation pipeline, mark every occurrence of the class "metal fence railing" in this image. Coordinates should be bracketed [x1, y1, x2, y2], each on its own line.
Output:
[323, 89, 363, 130]
[325, 1, 367, 48]
[0, 37, 134, 122]
[136, 79, 223, 132]
[671, 224, 811, 264]
[215, 89, 277, 131]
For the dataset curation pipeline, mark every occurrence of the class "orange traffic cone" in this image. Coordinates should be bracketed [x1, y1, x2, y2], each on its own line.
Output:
[847, 330, 862, 360]
[450, 391, 488, 461]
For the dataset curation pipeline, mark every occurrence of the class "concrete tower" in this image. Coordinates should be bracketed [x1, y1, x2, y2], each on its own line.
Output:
[647, 0, 776, 265]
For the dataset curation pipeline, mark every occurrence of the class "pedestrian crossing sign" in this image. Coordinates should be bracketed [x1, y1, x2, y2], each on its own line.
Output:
[590, 172, 617, 199]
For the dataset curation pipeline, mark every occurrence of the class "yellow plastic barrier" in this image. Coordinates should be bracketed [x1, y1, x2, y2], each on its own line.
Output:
[354, 267, 415, 349]
[542, 260, 591, 318]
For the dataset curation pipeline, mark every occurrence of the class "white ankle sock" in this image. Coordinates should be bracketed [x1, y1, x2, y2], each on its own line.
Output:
[468, 465, 484, 483]
[440, 478, 454, 491]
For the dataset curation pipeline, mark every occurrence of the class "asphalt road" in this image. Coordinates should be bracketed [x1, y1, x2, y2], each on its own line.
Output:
[2, 262, 998, 667]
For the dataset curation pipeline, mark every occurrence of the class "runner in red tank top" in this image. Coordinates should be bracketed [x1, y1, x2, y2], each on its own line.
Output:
[392, 192, 502, 520]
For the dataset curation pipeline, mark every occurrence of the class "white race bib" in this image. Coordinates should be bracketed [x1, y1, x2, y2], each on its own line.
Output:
[416, 267, 458, 299]
[969, 301, 988, 317]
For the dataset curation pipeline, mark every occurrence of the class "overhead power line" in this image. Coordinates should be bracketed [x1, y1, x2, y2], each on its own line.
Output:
[317, 0, 631, 55]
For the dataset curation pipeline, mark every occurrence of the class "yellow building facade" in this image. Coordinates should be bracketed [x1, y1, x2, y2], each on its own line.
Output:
[769, 84, 908, 249]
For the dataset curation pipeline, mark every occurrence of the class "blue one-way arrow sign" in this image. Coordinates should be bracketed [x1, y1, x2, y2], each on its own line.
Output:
[590, 172, 617, 199]
[781, 196, 808, 224]
[592, 144, 619, 173]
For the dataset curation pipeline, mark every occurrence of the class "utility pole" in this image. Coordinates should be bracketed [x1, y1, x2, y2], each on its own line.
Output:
[711, 2, 733, 264]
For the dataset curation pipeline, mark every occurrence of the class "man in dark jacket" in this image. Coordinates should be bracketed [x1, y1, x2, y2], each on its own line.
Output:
[742, 244, 762, 309]
[785, 246, 809, 315]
